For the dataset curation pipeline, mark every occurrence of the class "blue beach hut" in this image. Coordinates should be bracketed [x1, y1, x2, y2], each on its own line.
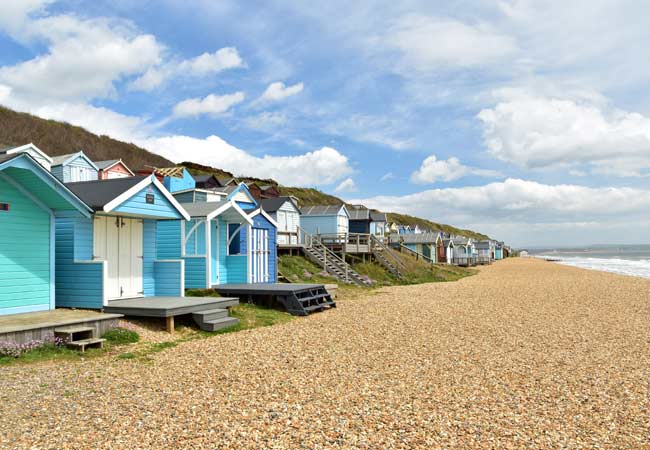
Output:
[57, 175, 190, 308]
[50, 151, 99, 183]
[0, 151, 92, 316]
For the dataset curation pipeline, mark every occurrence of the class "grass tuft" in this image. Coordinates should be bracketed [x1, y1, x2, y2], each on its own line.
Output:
[102, 327, 140, 345]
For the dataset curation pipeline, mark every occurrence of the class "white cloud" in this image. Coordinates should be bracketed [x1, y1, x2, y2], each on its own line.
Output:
[350, 178, 650, 245]
[411, 154, 501, 184]
[141, 135, 353, 186]
[172, 92, 245, 118]
[0, 13, 162, 102]
[256, 81, 304, 104]
[244, 111, 287, 130]
[335, 178, 358, 193]
[129, 47, 244, 91]
[478, 91, 650, 176]
[385, 14, 517, 71]
[380, 172, 395, 182]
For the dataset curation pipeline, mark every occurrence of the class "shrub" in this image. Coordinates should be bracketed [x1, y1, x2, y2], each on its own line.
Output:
[102, 327, 140, 345]
[0, 336, 64, 358]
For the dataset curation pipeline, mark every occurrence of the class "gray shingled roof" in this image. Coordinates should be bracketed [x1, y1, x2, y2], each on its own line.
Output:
[396, 232, 442, 244]
[348, 206, 370, 221]
[180, 201, 226, 217]
[65, 176, 146, 210]
[301, 205, 345, 216]
[260, 196, 299, 213]
[370, 211, 387, 222]
[475, 241, 492, 249]
[94, 159, 120, 170]
[50, 153, 78, 166]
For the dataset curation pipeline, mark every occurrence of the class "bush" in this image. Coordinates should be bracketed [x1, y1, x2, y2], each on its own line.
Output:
[102, 327, 140, 345]
[0, 336, 64, 358]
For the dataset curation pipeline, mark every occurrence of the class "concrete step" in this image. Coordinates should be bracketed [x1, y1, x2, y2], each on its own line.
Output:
[192, 308, 229, 323]
[199, 316, 240, 332]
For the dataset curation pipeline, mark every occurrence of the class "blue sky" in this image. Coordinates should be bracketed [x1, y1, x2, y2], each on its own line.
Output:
[2, 1, 650, 247]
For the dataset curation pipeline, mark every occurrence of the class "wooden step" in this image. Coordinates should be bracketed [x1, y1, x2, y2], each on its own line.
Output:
[66, 338, 105, 352]
[54, 326, 95, 343]
[192, 308, 229, 323]
[199, 317, 240, 332]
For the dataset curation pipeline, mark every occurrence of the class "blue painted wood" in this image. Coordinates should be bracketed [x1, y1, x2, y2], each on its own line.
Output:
[349, 220, 369, 233]
[113, 183, 183, 219]
[301, 215, 338, 235]
[172, 191, 195, 203]
[52, 153, 98, 183]
[54, 218, 104, 309]
[143, 220, 156, 296]
[185, 257, 207, 289]
[163, 168, 195, 193]
[156, 220, 182, 259]
[74, 217, 94, 260]
[0, 176, 51, 315]
[236, 201, 256, 210]
[154, 261, 183, 296]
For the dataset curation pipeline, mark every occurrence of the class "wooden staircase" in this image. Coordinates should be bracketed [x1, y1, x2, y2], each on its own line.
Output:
[276, 285, 337, 316]
[370, 235, 405, 279]
[302, 242, 369, 286]
[192, 308, 239, 332]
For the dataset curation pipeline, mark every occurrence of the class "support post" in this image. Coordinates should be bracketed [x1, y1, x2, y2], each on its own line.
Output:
[166, 316, 175, 334]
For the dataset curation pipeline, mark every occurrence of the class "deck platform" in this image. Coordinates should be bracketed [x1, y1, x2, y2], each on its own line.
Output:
[0, 309, 123, 345]
[103, 296, 240, 334]
[213, 283, 336, 316]
[104, 296, 238, 317]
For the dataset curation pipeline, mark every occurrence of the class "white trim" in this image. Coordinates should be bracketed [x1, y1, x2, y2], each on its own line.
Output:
[216, 219, 220, 285]
[3, 143, 54, 163]
[205, 200, 253, 224]
[103, 175, 191, 220]
[180, 259, 185, 297]
[247, 208, 279, 229]
[247, 223, 252, 283]
[183, 218, 206, 254]
[205, 218, 211, 289]
[172, 187, 228, 197]
[180, 220, 186, 257]
[50, 215, 55, 310]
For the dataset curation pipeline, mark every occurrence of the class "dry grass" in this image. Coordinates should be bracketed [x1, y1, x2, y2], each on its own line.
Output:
[1, 258, 649, 448]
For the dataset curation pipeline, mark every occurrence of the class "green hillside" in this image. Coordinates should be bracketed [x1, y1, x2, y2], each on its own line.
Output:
[0, 105, 489, 239]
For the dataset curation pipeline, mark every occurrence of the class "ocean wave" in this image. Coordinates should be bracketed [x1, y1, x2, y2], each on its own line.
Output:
[537, 255, 650, 278]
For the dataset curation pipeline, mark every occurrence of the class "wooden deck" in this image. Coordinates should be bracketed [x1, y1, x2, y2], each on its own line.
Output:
[0, 309, 122, 345]
[103, 296, 238, 318]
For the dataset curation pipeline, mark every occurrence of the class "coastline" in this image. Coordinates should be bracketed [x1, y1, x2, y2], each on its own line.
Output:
[529, 254, 650, 279]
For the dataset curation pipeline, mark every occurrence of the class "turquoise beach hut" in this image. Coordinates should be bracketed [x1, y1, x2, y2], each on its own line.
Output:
[57, 175, 190, 308]
[0, 151, 91, 316]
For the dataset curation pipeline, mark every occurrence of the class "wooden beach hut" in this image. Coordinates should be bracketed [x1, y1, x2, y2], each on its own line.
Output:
[261, 197, 301, 246]
[57, 175, 190, 307]
[0, 143, 53, 171]
[300, 204, 349, 236]
[0, 152, 92, 316]
[95, 159, 135, 180]
[50, 151, 99, 183]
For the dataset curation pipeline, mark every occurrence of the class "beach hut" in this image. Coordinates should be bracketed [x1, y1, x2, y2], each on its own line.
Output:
[260, 197, 301, 245]
[348, 205, 371, 233]
[246, 207, 279, 283]
[171, 201, 253, 288]
[193, 174, 222, 190]
[50, 151, 99, 183]
[0, 152, 91, 316]
[172, 187, 228, 203]
[495, 242, 504, 260]
[370, 211, 388, 238]
[0, 143, 53, 171]
[57, 175, 190, 307]
[137, 167, 196, 193]
[95, 159, 135, 180]
[300, 204, 349, 236]
[442, 238, 455, 264]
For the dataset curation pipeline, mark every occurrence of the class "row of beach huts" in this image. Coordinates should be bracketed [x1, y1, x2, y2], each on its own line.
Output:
[0, 143, 510, 344]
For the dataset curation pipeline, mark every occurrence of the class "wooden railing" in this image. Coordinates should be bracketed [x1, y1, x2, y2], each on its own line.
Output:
[451, 255, 478, 266]
[370, 235, 406, 271]
[316, 233, 371, 253]
[277, 230, 301, 246]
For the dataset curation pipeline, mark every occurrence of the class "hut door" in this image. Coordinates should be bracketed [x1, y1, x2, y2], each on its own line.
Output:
[251, 228, 269, 283]
[94, 216, 143, 300]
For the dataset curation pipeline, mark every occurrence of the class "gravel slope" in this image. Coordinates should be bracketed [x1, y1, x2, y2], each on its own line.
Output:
[1, 258, 649, 449]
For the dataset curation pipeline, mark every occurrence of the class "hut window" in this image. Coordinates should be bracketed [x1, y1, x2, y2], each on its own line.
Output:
[228, 223, 243, 255]
[0, 203, 9, 212]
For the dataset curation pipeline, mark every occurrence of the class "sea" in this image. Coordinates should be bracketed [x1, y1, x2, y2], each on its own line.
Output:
[528, 245, 650, 279]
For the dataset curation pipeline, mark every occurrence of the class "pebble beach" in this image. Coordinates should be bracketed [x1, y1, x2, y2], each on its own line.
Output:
[1, 258, 649, 449]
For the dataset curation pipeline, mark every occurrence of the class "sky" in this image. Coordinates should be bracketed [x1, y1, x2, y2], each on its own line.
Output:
[1, 1, 650, 247]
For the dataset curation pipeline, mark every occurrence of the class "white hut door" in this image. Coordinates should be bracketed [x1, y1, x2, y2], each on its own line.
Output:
[252, 228, 269, 283]
[94, 216, 143, 299]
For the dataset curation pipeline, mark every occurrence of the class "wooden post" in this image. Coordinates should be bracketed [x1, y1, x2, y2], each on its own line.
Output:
[166, 316, 175, 334]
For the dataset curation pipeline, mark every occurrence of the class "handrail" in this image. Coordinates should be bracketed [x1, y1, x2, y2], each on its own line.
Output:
[399, 243, 435, 264]
[297, 226, 353, 282]
[370, 235, 406, 270]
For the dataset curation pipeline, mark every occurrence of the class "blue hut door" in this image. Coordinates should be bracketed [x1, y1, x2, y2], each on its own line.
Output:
[251, 228, 269, 283]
